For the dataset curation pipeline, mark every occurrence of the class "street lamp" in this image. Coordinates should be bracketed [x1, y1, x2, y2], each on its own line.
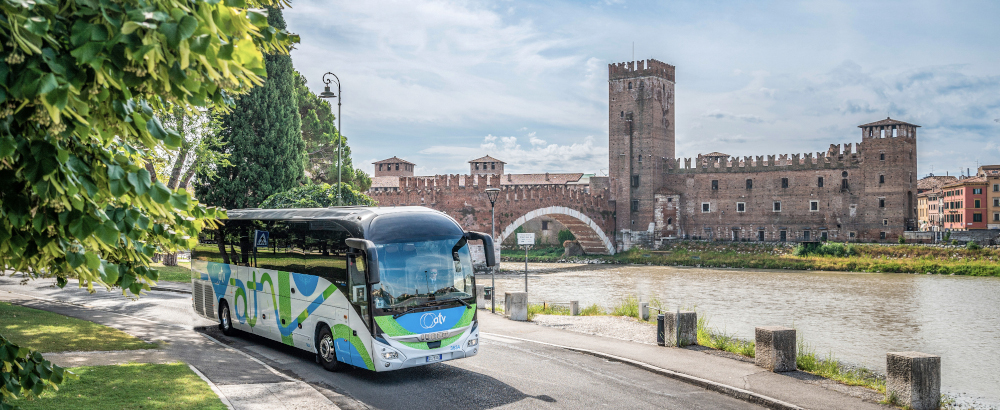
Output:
[485, 187, 501, 313]
[319, 72, 342, 206]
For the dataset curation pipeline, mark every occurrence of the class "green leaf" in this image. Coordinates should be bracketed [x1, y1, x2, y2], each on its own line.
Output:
[102, 262, 119, 285]
[149, 182, 171, 204]
[247, 9, 269, 27]
[146, 116, 168, 140]
[128, 171, 151, 196]
[168, 192, 189, 209]
[66, 251, 86, 268]
[23, 16, 50, 36]
[94, 220, 120, 245]
[189, 34, 211, 54]
[178, 16, 198, 40]
[159, 22, 180, 48]
[37, 73, 58, 96]
[84, 253, 101, 270]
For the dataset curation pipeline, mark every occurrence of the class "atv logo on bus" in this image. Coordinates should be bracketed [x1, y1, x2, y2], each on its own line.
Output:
[420, 312, 447, 329]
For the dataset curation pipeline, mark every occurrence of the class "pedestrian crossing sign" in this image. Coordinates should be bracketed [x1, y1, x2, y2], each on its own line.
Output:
[254, 230, 269, 248]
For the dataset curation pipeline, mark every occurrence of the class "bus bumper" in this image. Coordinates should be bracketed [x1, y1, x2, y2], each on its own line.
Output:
[373, 323, 480, 372]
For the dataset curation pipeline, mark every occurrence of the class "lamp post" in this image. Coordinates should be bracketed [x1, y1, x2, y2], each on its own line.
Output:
[318, 72, 342, 206]
[485, 187, 500, 313]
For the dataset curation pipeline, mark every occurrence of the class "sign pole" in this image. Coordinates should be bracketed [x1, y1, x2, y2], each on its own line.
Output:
[515, 232, 534, 293]
[524, 245, 528, 292]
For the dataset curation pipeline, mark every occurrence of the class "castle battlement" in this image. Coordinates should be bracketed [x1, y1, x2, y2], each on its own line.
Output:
[664, 143, 865, 174]
[367, 174, 609, 208]
[609, 59, 676, 82]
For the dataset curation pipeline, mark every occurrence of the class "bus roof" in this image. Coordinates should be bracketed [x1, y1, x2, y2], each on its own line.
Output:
[225, 206, 443, 222]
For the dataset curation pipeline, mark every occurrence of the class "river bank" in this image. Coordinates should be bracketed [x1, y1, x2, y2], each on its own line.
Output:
[499, 241, 1000, 276]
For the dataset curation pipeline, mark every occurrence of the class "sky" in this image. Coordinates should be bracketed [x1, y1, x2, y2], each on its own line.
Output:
[284, 0, 1000, 178]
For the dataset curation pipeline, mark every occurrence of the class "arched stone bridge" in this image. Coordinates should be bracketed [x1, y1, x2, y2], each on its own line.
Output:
[368, 174, 616, 254]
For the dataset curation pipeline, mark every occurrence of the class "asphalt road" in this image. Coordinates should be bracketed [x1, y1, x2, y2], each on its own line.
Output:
[0, 277, 759, 409]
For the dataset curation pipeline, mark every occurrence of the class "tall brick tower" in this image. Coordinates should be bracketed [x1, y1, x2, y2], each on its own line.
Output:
[858, 118, 919, 237]
[608, 59, 676, 240]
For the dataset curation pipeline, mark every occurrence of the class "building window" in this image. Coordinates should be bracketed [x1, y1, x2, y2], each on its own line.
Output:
[475, 164, 480, 170]
[880, 152, 886, 161]
[712, 180, 719, 190]
[781, 178, 789, 188]
[631, 175, 640, 187]
[773, 201, 781, 212]
[994, 213, 999, 222]
[849, 231, 856, 239]
[396, 164, 400, 170]
[702, 202, 711, 213]
[879, 175, 885, 184]
[803, 230, 811, 240]
[628, 81, 633, 90]
[491, 163, 496, 170]
[631, 200, 639, 212]
[975, 199, 981, 209]
[779, 230, 787, 242]
[757, 230, 765, 241]
[994, 184, 999, 192]
[378, 164, 383, 171]
[883, 219, 889, 226]
[880, 232, 887, 240]
[973, 188, 982, 195]
[810, 201, 819, 211]
[973, 213, 983, 223]
[746, 179, 753, 189]
[821, 231, 828, 241]
[994, 198, 1000, 207]
[842, 171, 848, 178]
[818, 177, 824, 188]
[737, 202, 746, 213]
[879, 198, 886, 208]
[667, 217, 673, 225]
[841, 179, 849, 191]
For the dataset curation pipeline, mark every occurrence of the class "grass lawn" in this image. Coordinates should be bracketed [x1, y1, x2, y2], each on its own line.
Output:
[0, 302, 156, 353]
[151, 261, 194, 283]
[16, 363, 227, 410]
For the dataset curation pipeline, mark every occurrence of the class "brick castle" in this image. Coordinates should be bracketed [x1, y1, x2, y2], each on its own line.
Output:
[369, 58, 919, 252]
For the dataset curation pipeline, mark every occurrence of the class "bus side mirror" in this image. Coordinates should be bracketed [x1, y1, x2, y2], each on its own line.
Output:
[345, 238, 380, 284]
[465, 231, 497, 267]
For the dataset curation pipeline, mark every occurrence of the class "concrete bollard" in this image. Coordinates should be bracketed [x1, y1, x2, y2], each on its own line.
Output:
[639, 302, 649, 321]
[543, 301, 549, 310]
[886, 352, 940, 410]
[504, 292, 528, 321]
[755, 326, 796, 372]
[664, 311, 697, 346]
[569, 301, 579, 316]
[476, 284, 485, 308]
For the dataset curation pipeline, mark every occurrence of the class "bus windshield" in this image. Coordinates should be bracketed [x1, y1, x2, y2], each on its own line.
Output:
[372, 236, 475, 310]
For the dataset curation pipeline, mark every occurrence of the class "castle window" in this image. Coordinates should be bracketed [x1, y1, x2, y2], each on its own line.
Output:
[892, 128, 897, 137]
[781, 178, 789, 188]
[702, 202, 711, 213]
[880, 152, 886, 161]
[850, 231, 856, 238]
[746, 179, 753, 189]
[757, 229, 765, 241]
[818, 177, 824, 187]
[810, 201, 819, 211]
[973, 213, 983, 223]
[880, 129, 885, 138]
[631, 200, 639, 212]
[880, 232, 887, 240]
[620, 111, 624, 118]
[841, 179, 849, 191]
[379, 164, 383, 171]
[491, 163, 495, 170]
[736, 202, 746, 213]
[628, 82, 633, 90]
[638, 155, 642, 163]
[542, 221, 549, 230]
[667, 217, 673, 225]
[395, 164, 399, 170]
[879, 175, 885, 184]
[475, 164, 479, 170]
[773, 201, 781, 212]
[631, 175, 640, 187]
[842, 171, 848, 178]
[879, 198, 886, 208]
[803, 230, 811, 241]
[711, 180, 719, 190]
[821, 231, 828, 241]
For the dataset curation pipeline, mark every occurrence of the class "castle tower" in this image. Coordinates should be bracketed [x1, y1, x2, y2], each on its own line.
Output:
[858, 118, 919, 236]
[469, 155, 505, 176]
[373, 156, 415, 177]
[608, 59, 676, 237]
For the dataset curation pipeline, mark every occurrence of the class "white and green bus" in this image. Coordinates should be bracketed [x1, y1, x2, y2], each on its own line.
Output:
[190, 206, 495, 372]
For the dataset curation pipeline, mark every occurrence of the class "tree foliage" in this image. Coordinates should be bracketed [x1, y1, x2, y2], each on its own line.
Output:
[195, 7, 303, 210]
[293, 72, 371, 191]
[0, 0, 296, 406]
[259, 183, 376, 209]
[0, 335, 71, 409]
[155, 107, 228, 191]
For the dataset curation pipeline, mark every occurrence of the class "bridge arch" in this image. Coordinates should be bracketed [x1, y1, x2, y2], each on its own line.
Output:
[499, 206, 615, 255]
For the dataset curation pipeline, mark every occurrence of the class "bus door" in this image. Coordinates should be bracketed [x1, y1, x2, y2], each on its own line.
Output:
[341, 251, 372, 368]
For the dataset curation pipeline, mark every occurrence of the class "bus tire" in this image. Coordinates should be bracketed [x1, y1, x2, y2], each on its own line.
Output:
[316, 325, 340, 372]
[219, 301, 235, 336]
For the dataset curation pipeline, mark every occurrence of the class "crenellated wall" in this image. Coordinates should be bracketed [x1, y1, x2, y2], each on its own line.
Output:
[665, 143, 863, 174]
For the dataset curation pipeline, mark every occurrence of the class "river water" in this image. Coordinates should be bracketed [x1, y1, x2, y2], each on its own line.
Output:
[478, 263, 1000, 406]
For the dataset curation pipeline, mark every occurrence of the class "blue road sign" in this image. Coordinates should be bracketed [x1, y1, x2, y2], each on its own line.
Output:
[254, 230, 269, 248]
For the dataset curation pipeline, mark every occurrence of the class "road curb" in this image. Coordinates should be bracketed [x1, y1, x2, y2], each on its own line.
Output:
[482, 332, 804, 410]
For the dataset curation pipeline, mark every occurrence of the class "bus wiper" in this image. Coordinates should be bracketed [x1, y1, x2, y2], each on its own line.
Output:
[391, 304, 438, 319]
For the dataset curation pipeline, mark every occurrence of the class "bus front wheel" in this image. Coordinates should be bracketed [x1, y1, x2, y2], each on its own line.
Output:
[317, 326, 340, 372]
[219, 301, 235, 336]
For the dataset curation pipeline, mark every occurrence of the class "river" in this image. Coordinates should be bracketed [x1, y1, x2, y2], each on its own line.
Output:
[478, 262, 1000, 407]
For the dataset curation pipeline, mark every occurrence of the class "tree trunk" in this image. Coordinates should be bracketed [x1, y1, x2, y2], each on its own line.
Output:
[179, 166, 196, 189]
[162, 252, 178, 266]
[166, 109, 189, 189]
[216, 227, 230, 265]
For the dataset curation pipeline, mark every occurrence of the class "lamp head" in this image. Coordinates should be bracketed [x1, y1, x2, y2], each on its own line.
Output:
[319, 85, 337, 99]
[485, 188, 500, 204]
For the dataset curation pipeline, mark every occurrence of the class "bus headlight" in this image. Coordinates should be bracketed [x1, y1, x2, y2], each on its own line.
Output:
[382, 352, 398, 360]
[467, 338, 478, 347]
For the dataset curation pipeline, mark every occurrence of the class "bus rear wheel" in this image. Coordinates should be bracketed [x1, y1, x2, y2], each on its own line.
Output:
[219, 301, 235, 336]
[317, 326, 340, 372]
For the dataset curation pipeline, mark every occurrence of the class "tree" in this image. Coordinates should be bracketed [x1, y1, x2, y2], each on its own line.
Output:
[293, 72, 372, 191]
[0, 0, 296, 406]
[259, 183, 376, 209]
[196, 8, 304, 210]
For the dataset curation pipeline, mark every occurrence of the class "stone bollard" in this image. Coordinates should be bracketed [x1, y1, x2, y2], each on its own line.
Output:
[504, 292, 528, 321]
[664, 311, 697, 346]
[886, 352, 940, 410]
[569, 301, 579, 316]
[476, 284, 485, 308]
[639, 302, 649, 321]
[755, 326, 796, 372]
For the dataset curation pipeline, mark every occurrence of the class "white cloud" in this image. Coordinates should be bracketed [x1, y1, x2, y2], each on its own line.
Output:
[419, 134, 607, 174]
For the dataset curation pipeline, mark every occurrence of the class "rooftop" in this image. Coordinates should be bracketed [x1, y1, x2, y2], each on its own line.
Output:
[373, 156, 414, 165]
[917, 175, 958, 191]
[701, 152, 730, 158]
[469, 155, 506, 164]
[942, 176, 987, 188]
[502, 173, 584, 185]
[857, 117, 921, 128]
[370, 176, 400, 188]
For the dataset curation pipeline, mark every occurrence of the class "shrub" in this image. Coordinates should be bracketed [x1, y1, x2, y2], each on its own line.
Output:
[967, 241, 981, 251]
[898, 236, 906, 244]
[557, 230, 576, 243]
[610, 296, 640, 319]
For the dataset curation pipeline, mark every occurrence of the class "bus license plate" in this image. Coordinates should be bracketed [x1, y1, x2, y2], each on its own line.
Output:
[426, 354, 443, 363]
